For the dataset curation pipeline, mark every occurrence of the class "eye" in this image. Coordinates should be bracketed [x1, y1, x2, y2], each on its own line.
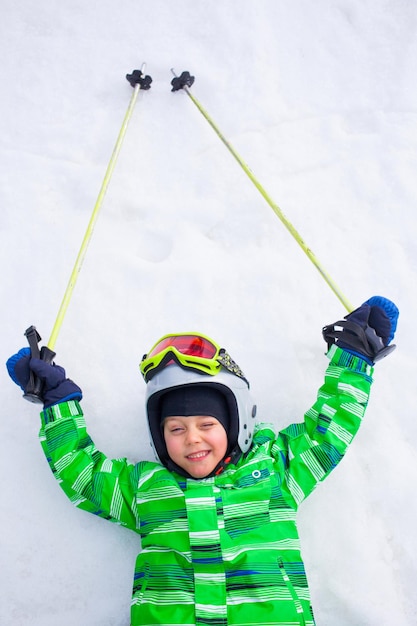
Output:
[170, 426, 184, 433]
[164, 422, 185, 434]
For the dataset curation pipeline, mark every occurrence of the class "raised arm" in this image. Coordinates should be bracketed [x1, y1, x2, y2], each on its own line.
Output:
[276, 296, 398, 506]
[7, 350, 139, 531]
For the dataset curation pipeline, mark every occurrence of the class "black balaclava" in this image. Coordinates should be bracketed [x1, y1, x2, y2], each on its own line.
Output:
[160, 386, 229, 431]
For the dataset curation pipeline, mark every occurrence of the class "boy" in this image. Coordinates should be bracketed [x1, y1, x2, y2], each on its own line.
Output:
[7, 296, 398, 626]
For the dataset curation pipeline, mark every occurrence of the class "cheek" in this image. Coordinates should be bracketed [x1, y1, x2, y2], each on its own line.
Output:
[212, 431, 228, 455]
[164, 434, 181, 459]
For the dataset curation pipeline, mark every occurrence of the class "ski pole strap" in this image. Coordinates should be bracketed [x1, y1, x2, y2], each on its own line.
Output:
[23, 326, 56, 403]
[322, 319, 396, 362]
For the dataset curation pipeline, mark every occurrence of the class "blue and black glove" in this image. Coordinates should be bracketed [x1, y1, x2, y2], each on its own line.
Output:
[322, 296, 399, 364]
[6, 348, 82, 408]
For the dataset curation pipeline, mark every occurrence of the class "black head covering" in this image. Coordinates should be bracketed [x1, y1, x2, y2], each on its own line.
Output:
[160, 385, 229, 432]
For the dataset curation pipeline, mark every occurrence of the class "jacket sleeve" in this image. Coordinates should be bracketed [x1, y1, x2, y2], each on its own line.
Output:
[275, 344, 374, 507]
[39, 400, 140, 531]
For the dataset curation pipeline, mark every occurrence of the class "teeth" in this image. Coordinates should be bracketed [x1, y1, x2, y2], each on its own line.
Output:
[187, 451, 208, 459]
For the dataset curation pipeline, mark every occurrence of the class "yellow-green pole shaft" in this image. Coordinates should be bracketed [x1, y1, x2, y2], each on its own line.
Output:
[178, 78, 353, 312]
[48, 81, 142, 349]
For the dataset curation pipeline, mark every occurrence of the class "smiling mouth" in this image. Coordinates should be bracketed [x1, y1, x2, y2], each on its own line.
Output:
[186, 450, 210, 461]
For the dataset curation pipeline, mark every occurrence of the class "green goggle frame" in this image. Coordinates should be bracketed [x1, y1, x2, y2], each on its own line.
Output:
[140, 333, 248, 385]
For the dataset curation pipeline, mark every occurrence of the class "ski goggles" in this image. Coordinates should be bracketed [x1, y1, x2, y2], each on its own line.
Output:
[140, 333, 248, 385]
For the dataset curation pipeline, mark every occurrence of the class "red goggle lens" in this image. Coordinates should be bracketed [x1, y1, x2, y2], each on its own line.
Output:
[148, 335, 218, 359]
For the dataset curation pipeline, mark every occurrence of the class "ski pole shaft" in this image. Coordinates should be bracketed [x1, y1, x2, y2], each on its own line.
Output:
[171, 69, 353, 313]
[47, 65, 151, 350]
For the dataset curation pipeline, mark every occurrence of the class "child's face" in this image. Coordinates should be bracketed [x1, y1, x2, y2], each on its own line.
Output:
[163, 415, 228, 479]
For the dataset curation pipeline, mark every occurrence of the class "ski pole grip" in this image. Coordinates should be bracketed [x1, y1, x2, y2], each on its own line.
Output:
[23, 326, 56, 403]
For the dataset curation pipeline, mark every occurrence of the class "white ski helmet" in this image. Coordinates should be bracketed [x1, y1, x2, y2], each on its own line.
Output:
[144, 353, 257, 473]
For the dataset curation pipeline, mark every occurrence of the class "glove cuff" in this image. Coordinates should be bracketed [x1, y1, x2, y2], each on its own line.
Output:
[42, 379, 82, 409]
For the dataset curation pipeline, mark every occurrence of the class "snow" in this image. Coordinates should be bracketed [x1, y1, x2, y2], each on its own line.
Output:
[1, 1, 417, 624]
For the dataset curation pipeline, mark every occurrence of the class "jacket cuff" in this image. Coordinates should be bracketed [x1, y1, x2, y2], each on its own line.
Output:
[327, 344, 374, 376]
[41, 399, 83, 426]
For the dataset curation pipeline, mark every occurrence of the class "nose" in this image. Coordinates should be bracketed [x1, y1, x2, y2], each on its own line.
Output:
[185, 425, 202, 444]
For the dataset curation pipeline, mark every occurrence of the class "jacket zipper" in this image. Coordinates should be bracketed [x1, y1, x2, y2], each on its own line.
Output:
[278, 559, 306, 626]
[138, 562, 150, 603]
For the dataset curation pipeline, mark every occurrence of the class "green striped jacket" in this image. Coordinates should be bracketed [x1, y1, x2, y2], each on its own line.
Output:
[39, 345, 373, 626]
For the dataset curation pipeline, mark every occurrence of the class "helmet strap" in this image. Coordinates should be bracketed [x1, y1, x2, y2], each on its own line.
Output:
[213, 446, 242, 476]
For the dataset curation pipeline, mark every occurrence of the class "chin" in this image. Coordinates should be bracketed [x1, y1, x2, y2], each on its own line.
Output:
[187, 465, 215, 479]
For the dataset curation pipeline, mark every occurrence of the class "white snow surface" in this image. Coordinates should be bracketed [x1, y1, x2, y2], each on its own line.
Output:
[1, 1, 417, 625]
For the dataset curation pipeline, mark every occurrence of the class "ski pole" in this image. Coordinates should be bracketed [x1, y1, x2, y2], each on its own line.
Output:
[47, 65, 152, 350]
[23, 66, 152, 403]
[170, 69, 353, 313]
